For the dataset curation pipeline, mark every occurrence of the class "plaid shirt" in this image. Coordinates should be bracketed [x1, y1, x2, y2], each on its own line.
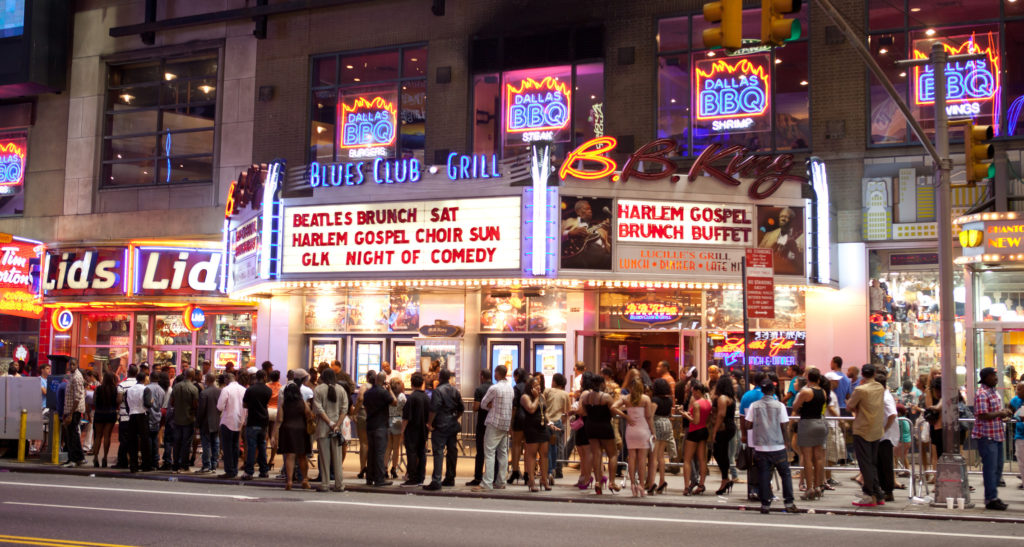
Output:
[63, 369, 85, 417]
[480, 378, 514, 431]
[972, 384, 1005, 441]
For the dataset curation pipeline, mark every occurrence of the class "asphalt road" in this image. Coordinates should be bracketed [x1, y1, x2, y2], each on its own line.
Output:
[0, 474, 1022, 547]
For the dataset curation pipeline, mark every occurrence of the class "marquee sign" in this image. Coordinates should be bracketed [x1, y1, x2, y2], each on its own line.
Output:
[694, 54, 771, 132]
[617, 199, 755, 245]
[307, 153, 501, 188]
[281, 196, 521, 274]
[338, 93, 398, 159]
[133, 247, 224, 297]
[0, 136, 26, 187]
[913, 32, 1000, 120]
[505, 76, 572, 145]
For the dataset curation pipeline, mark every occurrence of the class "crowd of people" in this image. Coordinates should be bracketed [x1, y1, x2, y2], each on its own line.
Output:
[7, 354, 1022, 512]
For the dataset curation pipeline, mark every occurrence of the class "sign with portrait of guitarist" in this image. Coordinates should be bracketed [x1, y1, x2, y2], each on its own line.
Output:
[561, 196, 613, 270]
[756, 205, 805, 276]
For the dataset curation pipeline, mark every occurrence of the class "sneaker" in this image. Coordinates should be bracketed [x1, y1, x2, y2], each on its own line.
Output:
[784, 503, 798, 513]
[827, 478, 840, 487]
[760, 505, 770, 514]
[852, 495, 877, 507]
[195, 467, 209, 474]
[441, 479, 455, 487]
[986, 499, 1008, 511]
[400, 480, 421, 487]
[240, 473, 254, 480]
[465, 479, 481, 487]
[422, 481, 442, 491]
[60, 461, 78, 468]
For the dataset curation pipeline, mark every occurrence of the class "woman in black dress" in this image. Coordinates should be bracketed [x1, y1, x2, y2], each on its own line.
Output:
[581, 374, 628, 495]
[92, 372, 119, 467]
[272, 382, 312, 490]
[521, 375, 550, 492]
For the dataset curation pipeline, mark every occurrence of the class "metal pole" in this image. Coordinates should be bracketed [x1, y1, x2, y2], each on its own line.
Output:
[741, 256, 751, 390]
[17, 409, 26, 462]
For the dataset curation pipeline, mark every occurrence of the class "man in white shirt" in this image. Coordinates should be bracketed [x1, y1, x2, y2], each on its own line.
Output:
[114, 364, 140, 469]
[876, 369, 900, 502]
[125, 371, 152, 472]
[472, 365, 515, 492]
[744, 379, 797, 514]
[216, 373, 247, 478]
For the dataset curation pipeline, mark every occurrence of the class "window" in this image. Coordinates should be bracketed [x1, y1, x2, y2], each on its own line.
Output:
[473, 63, 604, 160]
[867, 0, 1024, 144]
[656, 13, 810, 155]
[310, 45, 426, 164]
[102, 53, 218, 187]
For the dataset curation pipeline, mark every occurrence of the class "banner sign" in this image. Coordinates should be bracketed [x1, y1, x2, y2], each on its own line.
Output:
[282, 197, 521, 274]
[616, 244, 745, 277]
[617, 199, 754, 246]
[745, 247, 774, 319]
[133, 247, 224, 297]
[42, 247, 128, 297]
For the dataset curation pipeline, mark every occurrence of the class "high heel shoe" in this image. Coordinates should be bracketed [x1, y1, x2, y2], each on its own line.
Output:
[93, 458, 99, 468]
[715, 480, 735, 496]
[595, 476, 607, 495]
[631, 480, 639, 498]
[609, 481, 621, 493]
[285, 481, 293, 491]
[800, 487, 818, 501]
[577, 477, 593, 490]
[509, 470, 521, 484]
[646, 483, 657, 496]
[390, 466, 397, 479]
[657, 481, 668, 494]
[694, 483, 705, 495]
[101, 459, 107, 468]
[357, 467, 366, 480]
[301, 479, 311, 490]
[684, 482, 695, 496]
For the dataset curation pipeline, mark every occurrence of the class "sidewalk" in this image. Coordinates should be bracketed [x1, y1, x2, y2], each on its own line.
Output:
[4, 452, 1023, 522]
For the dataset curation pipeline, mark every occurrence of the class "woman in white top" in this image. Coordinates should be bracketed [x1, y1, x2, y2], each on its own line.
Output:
[385, 377, 407, 480]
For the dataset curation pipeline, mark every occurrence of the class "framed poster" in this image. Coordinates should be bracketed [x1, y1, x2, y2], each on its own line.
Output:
[309, 338, 341, 369]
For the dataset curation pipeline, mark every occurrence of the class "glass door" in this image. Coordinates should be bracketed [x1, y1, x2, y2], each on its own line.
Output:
[974, 326, 1024, 403]
[531, 340, 564, 389]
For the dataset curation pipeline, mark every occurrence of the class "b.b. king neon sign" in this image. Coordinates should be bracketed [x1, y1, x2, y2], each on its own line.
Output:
[694, 55, 770, 132]
[338, 95, 398, 158]
[505, 76, 571, 143]
[913, 33, 1000, 119]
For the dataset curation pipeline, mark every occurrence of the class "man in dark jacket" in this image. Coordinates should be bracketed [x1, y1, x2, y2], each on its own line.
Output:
[196, 373, 221, 474]
[362, 370, 395, 487]
[424, 368, 464, 491]
[401, 372, 430, 487]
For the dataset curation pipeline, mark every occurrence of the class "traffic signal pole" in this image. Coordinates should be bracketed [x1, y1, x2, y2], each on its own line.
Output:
[813, 0, 985, 505]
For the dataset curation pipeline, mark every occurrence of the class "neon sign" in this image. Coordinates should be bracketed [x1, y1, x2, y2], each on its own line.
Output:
[558, 137, 808, 200]
[338, 95, 398, 156]
[624, 302, 681, 324]
[694, 55, 770, 128]
[0, 138, 25, 187]
[710, 331, 805, 368]
[913, 33, 1000, 120]
[183, 304, 206, 331]
[308, 153, 501, 188]
[505, 76, 571, 142]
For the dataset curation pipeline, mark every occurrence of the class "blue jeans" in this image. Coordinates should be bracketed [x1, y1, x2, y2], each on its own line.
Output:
[220, 425, 240, 476]
[200, 428, 220, 470]
[548, 420, 564, 473]
[755, 449, 794, 507]
[977, 437, 1004, 502]
[244, 425, 269, 476]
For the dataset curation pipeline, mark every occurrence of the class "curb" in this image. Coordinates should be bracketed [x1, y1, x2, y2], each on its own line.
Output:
[3, 463, 1023, 524]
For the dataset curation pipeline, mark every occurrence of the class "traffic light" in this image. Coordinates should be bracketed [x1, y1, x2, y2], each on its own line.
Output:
[964, 122, 994, 183]
[702, 0, 742, 51]
[761, 0, 801, 46]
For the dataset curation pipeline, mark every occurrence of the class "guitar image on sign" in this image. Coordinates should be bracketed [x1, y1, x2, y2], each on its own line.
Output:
[561, 198, 612, 270]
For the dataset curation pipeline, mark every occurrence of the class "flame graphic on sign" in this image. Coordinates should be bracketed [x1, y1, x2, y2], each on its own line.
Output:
[504, 76, 573, 133]
[912, 32, 1000, 106]
[693, 57, 771, 120]
[338, 96, 398, 149]
[0, 139, 25, 187]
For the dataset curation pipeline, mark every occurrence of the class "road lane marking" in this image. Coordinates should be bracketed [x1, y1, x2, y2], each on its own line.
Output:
[0, 480, 255, 500]
[0, 534, 134, 547]
[4, 502, 220, 519]
[305, 499, 1024, 541]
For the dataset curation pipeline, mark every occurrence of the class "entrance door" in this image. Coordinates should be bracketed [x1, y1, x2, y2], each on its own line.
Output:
[680, 330, 702, 381]
[353, 340, 383, 383]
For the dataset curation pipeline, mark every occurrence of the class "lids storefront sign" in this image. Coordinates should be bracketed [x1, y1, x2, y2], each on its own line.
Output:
[42, 247, 127, 297]
[133, 248, 224, 297]
[282, 197, 521, 274]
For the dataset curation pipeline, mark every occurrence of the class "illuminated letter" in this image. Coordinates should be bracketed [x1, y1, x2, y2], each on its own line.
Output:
[619, 139, 678, 182]
[559, 137, 619, 180]
[446, 152, 459, 180]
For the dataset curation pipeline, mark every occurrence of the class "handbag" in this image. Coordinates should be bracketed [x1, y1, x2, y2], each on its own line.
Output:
[570, 416, 584, 431]
[735, 446, 752, 471]
[305, 405, 317, 435]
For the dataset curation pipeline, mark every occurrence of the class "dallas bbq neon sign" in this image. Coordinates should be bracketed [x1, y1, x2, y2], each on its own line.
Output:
[505, 77, 571, 140]
[0, 138, 26, 186]
[694, 56, 770, 124]
[559, 138, 808, 200]
[338, 95, 398, 154]
[913, 33, 1000, 112]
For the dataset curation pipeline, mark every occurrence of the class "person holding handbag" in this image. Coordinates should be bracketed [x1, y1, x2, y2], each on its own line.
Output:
[313, 368, 348, 492]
